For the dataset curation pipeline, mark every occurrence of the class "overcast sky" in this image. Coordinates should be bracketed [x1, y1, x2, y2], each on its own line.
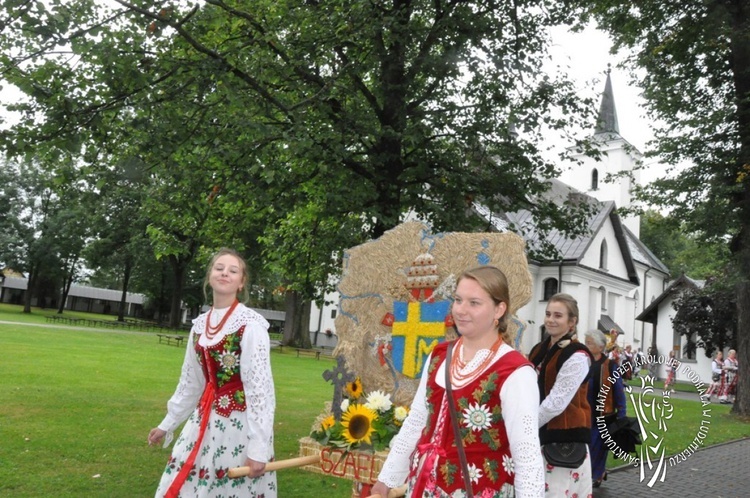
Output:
[550, 24, 652, 151]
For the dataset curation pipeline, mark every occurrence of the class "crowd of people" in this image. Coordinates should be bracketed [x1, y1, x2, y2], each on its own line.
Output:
[147, 257, 736, 497]
[706, 349, 740, 404]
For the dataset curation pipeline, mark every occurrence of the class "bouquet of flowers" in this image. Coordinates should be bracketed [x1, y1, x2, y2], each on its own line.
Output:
[309, 377, 409, 452]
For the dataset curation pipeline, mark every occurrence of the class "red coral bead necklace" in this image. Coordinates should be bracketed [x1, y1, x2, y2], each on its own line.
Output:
[450, 336, 504, 384]
[205, 298, 240, 340]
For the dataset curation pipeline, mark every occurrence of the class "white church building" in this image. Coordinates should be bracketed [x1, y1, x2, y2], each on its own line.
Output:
[310, 73, 715, 385]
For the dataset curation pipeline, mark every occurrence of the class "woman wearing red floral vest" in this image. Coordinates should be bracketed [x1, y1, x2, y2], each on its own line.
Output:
[372, 266, 545, 498]
[147, 248, 276, 497]
[528, 293, 593, 498]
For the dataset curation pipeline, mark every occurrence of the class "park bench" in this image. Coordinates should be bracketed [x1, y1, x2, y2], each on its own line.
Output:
[268, 332, 284, 351]
[295, 348, 322, 359]
[45, 315, 165, 332]
[157, 334, 185, 347]
[317, 346, 334, 358]
[295, 347, 335, 360]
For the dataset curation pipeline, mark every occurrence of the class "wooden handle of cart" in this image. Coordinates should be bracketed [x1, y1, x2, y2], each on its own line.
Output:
[227, 454, 321, 478]
[365, 484, 408, 498]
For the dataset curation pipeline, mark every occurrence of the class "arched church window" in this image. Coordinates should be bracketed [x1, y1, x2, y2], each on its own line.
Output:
[591, 168, 599, 190]
[599, 240, 608, 270]
[543, 278, 558, 301]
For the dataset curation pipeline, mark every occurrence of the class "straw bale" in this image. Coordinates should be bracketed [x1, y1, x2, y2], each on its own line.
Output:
[333, 221, 531, 406]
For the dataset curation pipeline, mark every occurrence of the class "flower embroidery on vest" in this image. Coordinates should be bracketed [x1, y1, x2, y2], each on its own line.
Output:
[463, 402, 492, 432]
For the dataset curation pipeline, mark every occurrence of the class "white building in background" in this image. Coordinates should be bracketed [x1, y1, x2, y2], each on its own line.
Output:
[636, 275, 718, 385]
[504, 70, 669, 354]
[311, 73, 713, 384]
[0, 275, 146, 317]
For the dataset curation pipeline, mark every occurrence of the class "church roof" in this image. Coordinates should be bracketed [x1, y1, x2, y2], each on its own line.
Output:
[595, 70, 621, 137]
[622, 224, 670, 274]
[636, 274, 703, 323]
[477, 179, 640, 284]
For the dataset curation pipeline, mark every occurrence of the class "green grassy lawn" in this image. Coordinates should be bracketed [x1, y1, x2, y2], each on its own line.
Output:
[626, 370, 697, 393]
[1, 307, 748, 496]
[0, 319, 351, 497]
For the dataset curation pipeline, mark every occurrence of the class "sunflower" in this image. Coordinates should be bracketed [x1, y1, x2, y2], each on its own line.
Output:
[321, 414, 335, 431]
[341, 404, 377, 445]
[345, 377, 364, 399]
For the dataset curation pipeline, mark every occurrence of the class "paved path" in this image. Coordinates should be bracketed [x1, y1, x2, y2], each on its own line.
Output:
[0, 319, 155, 336]
[593, 438, 750, 498]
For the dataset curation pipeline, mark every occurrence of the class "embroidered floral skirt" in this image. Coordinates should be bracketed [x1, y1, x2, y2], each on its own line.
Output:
[405, 476, 515, 498]
[542, 446, 592, 498]
[155, 408, 276, 497]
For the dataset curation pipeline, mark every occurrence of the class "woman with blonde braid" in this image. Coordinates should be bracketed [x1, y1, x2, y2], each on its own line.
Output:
[528, 293, 593, 497]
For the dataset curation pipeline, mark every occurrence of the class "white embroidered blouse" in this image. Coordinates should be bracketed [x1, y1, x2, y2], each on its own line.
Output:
[537, 350, 591, 427]
[156, 304, 275, 463]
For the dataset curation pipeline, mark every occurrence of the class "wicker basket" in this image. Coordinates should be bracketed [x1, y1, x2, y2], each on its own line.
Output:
[298, 436, 389, 486]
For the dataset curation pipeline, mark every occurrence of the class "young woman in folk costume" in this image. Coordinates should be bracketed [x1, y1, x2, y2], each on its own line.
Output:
[706, 351, 724, 400]
[528, 293, 593, 498]
[371, 266, 545, 498]
[720, 349, 739, 404]
[148, 248, 276, 497]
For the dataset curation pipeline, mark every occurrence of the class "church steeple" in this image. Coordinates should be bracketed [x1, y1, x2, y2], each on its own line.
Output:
[562, 66, 642, 236]
[594, 66, 620, 136]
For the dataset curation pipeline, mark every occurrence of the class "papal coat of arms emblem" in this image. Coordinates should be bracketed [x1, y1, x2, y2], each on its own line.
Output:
[381, 253, 454, 378]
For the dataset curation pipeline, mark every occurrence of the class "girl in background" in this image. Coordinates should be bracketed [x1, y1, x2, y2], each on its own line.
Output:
[148, 248, 276, 497]
[529, 293, 593, 498]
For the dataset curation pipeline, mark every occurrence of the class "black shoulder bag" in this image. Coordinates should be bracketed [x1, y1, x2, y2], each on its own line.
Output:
[542, 441, 587, 469]
[445, 343, 475, 498]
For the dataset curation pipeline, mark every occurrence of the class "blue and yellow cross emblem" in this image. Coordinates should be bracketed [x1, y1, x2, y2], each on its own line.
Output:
[390, 300, 451, 378]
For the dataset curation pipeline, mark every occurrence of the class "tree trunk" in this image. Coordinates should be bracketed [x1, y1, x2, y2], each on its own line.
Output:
[23, 266, 37, 314]
[727, 0, 750, 418]
[168, 257, 186, 329]
[733, 281, 750, 416]
[57, 275, 73, 314]
[283, 290, 311, 348]
[57, 260, 76, 314]
[117, 257, 133, 322]
[56, 277, 67, 314]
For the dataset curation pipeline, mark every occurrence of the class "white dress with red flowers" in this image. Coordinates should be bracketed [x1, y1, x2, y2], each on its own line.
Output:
[154, 304, 276, 497]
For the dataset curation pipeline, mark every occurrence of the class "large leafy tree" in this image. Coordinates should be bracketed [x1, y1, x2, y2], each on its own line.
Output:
[84, 158, 153, 321]
[112, 0, 595, 234]
[579, 0, 750, 414]
[0, 154, 92, 313]
[672, 279, 737, 359]
[2, 1, 599, 337]
[639, 210, 731, 279]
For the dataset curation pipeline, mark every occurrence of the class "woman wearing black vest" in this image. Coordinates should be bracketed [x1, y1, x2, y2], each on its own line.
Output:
[585, 329, 626, 488]
[528, 293, 593, 497]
